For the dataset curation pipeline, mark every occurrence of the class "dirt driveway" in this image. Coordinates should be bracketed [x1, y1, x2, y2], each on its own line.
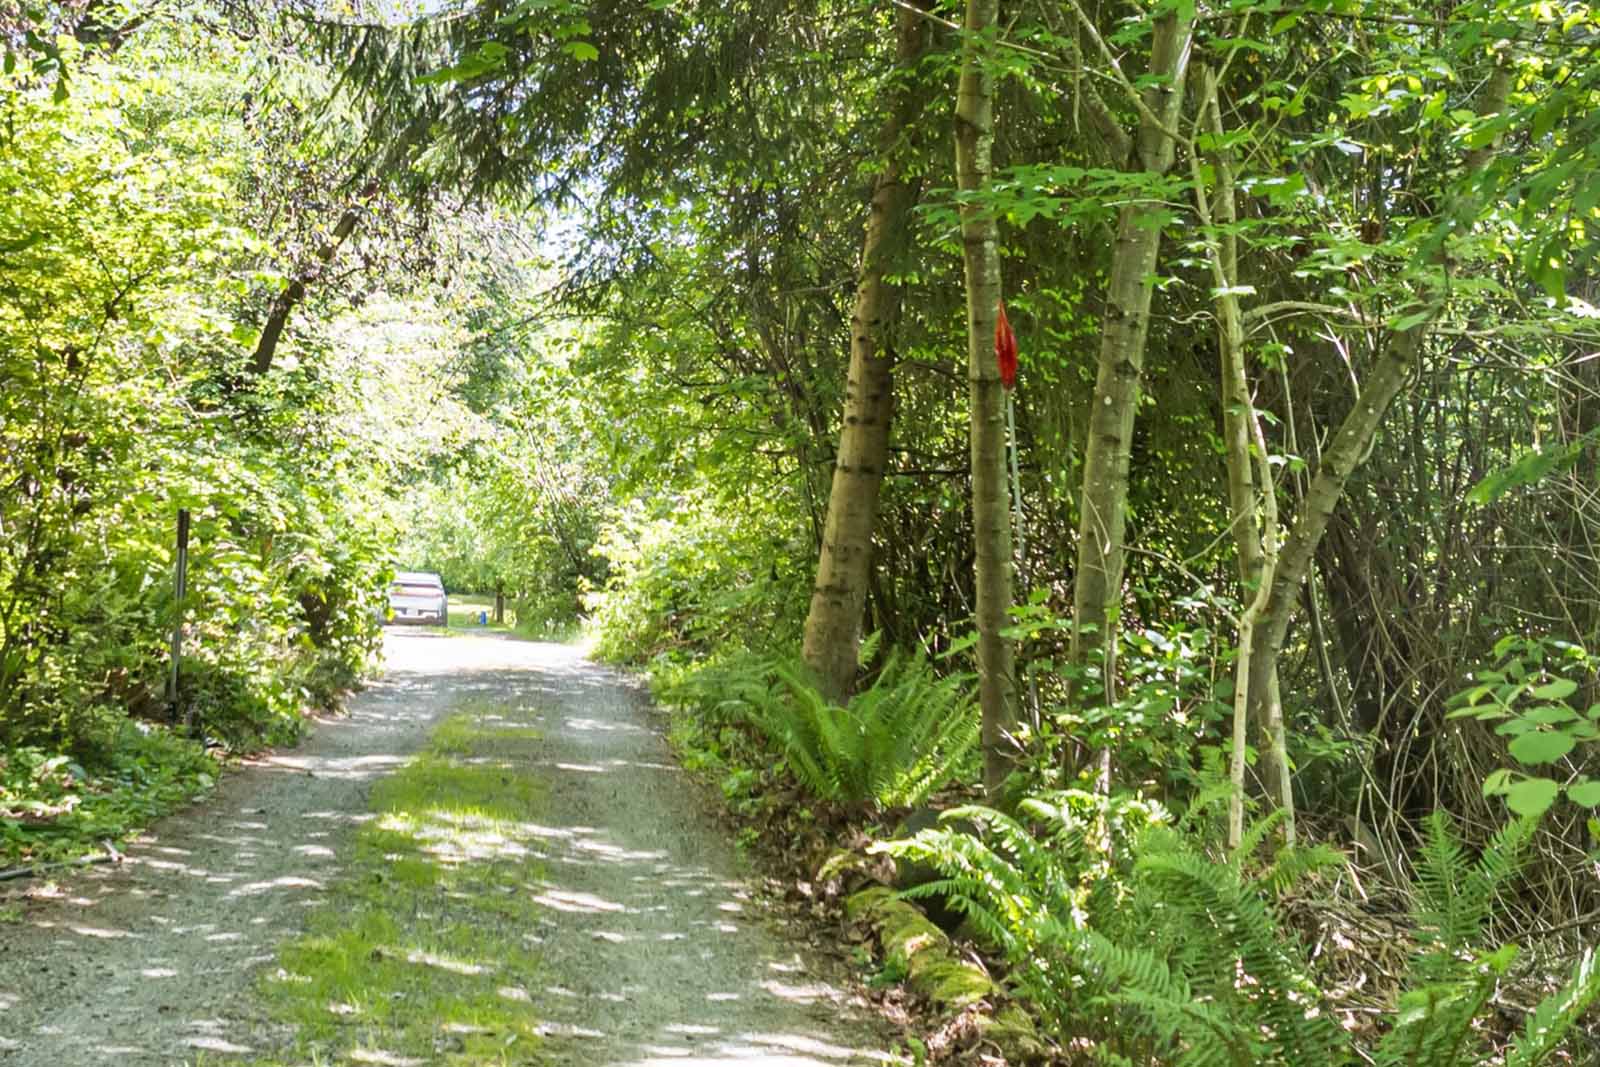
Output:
[0, 632, 894, 1066]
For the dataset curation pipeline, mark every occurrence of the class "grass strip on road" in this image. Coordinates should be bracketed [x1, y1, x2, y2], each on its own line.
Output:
[252, 706, 549, 1066]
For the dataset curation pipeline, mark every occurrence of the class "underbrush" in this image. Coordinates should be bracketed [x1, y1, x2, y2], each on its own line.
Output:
[885, 799, 1600, 1065]
[0, 725, 218, 866]
[0, 442, 391, 863]
[643, 632, 1600, 1065]
[655, 647, 979, 834]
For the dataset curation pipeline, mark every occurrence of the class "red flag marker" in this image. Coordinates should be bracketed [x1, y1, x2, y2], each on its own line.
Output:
[995, 300, 1018, 390]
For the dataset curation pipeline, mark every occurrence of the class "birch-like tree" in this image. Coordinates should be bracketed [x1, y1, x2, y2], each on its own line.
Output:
[1062, 1, 1194, 762]
[801, 3, 933, 701]
[954, 0, 1017, 795]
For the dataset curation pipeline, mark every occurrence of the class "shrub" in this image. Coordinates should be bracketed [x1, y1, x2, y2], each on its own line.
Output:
[884, 802, 1600, 1066]
[731, 649, 979, 815]
[586, 491, 812, 664]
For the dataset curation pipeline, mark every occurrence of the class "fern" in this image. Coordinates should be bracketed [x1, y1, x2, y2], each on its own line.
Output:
[1126, 834, 1346, 1066]
[1505, 948, 1600, 1067]
[1371, 940, 1600, 1067]
[1261, 841, 1348, 896]
[737, 650, 977, 811]
[889, 803, 1073, 960]
[879, 793, 1170, 1038]
[882, 795, 1596, 1067]
[1375, 946, 1511, 1067]
[1409, 812, 1536, 982]
[1229, 806, 1290, 866]
[1376, 812, 1550, 1067]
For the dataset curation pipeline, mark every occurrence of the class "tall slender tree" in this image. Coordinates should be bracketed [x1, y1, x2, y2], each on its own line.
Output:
[955, 0, 1017, 796]
[801, 3, 933, 701]
[1062, 1, 1194, 766]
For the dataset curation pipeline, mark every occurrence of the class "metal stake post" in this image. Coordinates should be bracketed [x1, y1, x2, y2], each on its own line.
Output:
[167, 508, 190, 726]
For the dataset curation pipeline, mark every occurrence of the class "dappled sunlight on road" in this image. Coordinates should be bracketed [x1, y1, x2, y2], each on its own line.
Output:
[0, 632, 893, 1065]
[438, 639, 894, 1067]
[0, 633, 479, 1063]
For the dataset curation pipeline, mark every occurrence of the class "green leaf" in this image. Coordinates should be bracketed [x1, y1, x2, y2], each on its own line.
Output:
[1523, 705, 1580, 724]
[1567, 780, 1600, 808]
[1508, 731, 1576, 765]
[1505, 777, 1560, 817]
[1469, 432, 1598, 505]
[419, 42, 512, 85]
[564, 41, 599, 61]
[1532, 678, 1579, 701]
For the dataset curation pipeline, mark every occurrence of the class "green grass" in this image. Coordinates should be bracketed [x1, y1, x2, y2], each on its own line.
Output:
[442, 592, 585, 643]
[249, 705, 550, 1066]
[447, 594, 517, 633]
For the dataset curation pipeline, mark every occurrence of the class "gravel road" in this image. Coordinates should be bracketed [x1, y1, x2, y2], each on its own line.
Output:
[0, 632, 894, 1066]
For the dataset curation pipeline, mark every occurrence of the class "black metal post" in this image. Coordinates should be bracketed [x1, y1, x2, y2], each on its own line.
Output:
[167, 508, 190, 725]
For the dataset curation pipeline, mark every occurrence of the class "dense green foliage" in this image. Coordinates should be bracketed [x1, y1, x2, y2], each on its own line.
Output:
[670, 646, 978, 814]
[4, 0, 1599, 1059]
[0, 17, 520, 859]
[888, 803, 1600, 1066]
[0, 32, 395, 770]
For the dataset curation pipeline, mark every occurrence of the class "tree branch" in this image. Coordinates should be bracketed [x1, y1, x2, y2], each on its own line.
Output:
[1062, 0, 1185, 147]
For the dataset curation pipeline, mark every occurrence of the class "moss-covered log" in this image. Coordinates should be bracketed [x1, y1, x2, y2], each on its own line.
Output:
[845, 887, 1041, 1059]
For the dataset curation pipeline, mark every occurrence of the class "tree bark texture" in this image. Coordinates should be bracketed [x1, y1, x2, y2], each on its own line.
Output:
[955, 0, 1018, 797]
[1068, 10, 1193, 706]
[800, 4, 932, 701]
[250, 199, 367, 376]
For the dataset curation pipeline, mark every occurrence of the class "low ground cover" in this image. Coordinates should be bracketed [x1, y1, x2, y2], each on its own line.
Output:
[251, 706, 549, 1066]
[0, 725, 218, 868]
[649, 649, 1600, 1066]
[445, 594, 514, 633]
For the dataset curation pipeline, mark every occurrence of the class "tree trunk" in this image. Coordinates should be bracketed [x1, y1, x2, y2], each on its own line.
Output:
[1186, 65, 1293, 845]
[1246, 330, 1419, 746]
[800, 4, 931, 700]
[1068, 10, 1193, 720]
[250, 194, 369, 375]
[955, 0, 1017, 797]
[1243, 56, 1514, 779]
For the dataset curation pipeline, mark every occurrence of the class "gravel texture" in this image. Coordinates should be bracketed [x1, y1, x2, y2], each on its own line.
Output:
[0, 632, 895, 1066]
